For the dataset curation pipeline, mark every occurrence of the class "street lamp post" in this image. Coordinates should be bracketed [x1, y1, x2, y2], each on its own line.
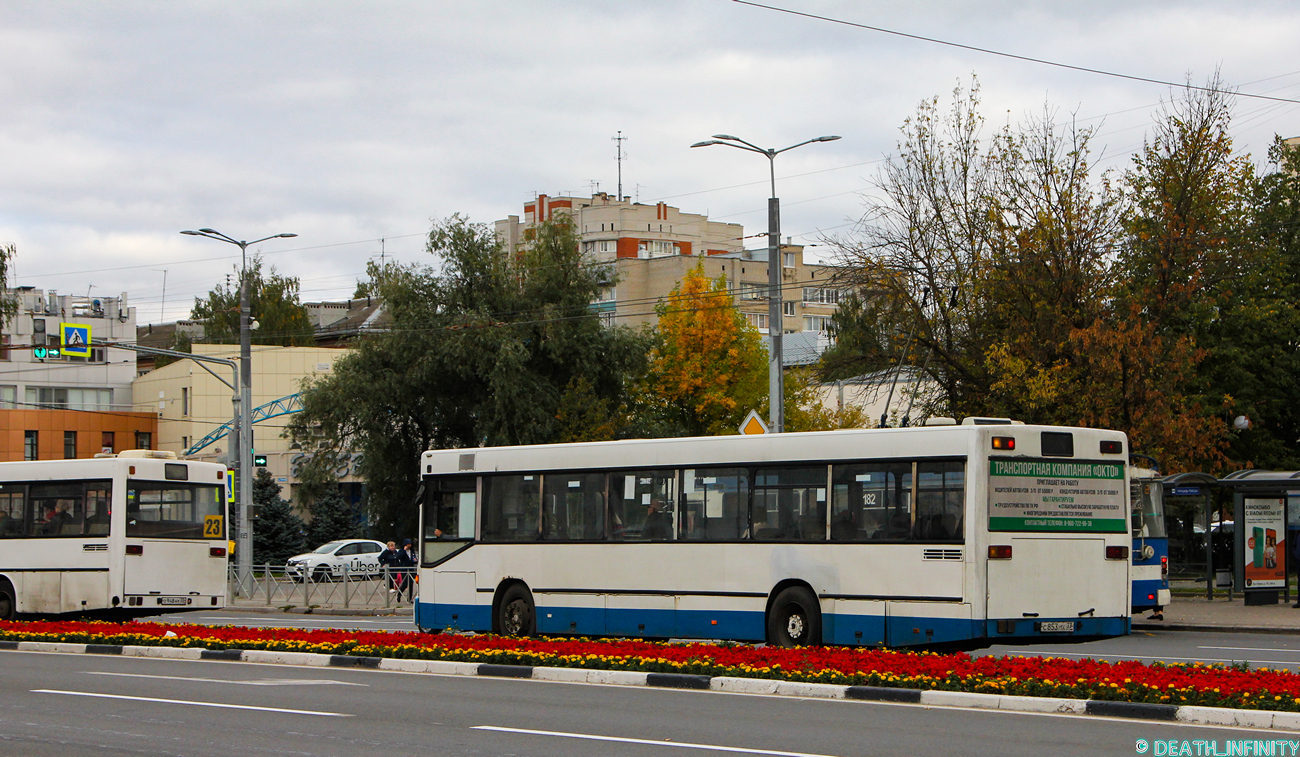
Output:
[690, 134, 840, 433]
[180, 228, 297, 588]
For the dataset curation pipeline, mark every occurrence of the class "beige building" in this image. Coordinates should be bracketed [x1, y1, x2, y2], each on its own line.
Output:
[495, 194, 847, 341]
[131, 344, 359, 503]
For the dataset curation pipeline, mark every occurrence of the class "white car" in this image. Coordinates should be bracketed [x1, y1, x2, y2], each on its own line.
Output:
[285, 539, 389, 582]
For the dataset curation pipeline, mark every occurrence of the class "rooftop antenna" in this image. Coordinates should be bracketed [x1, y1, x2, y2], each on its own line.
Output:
[612, 130, 627, 200]
[587, 180, 601, 195]
[379, 238, 386, 267]
[152, 269, 168, 322]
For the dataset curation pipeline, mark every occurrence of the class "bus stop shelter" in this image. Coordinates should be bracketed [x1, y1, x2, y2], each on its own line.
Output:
[1217, 470, 1300, 606]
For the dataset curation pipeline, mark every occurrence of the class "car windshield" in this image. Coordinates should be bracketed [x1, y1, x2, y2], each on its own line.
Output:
[312, 541, 346, 554]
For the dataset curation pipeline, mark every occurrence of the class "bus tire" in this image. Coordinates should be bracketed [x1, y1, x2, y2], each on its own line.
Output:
[498, 584, 535, 637]
[767, 586, 820, 647]
[0, 580, 15, 621]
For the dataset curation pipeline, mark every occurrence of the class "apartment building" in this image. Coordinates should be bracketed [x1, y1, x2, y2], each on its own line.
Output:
[494, 194, 848, 344]
[0, 288, 154, 460]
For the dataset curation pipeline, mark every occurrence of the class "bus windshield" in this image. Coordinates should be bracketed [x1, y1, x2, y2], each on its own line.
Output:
[126, 481, 224, 539]
[1130, 478, 1167, 538]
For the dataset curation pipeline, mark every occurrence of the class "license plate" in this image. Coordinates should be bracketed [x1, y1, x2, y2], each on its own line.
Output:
[1039, 621, 1075, 633]
[157, 597, 188, 606]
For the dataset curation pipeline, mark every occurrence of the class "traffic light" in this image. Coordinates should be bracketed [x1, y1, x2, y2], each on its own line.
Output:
[253, 454, 268, 467]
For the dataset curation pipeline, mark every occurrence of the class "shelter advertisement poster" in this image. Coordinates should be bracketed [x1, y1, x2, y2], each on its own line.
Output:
[1244, 497, 1286, 589]
[988, 458, 1127, 533]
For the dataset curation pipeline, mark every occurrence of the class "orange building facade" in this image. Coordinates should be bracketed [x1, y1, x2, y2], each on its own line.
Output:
[0, 409, 157, 461]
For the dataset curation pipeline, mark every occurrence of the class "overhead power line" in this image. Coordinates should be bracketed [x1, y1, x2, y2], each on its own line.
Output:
[733, 0, 1300, 105]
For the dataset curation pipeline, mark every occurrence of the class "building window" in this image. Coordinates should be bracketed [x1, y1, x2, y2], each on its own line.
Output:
[182, 387, 189, 417]
[64, 431, 77, 459]
[599, 311, 615, 328]
[24, 431, 37, 461]
[783, 252, 796, 268]
[783, 301, 796, 317]
[805, 315, 833, 333]
[637, 240, 676, 259]
[25, 387, 113, 411]
[744, 312, 769, 330]
[101, 431, 115, 454]
[182, 436, 190, 450]
[737, 282, 767, 300]
[0, 335, 9, 361]
[135, 431, 152, 450]
[0, 385, 14, 409]
[802, 287, 841, 305]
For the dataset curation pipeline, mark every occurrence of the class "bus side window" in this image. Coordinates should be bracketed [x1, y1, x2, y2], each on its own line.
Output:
[915, 461, 964, 542]
[84, 486, 111, 536]
[831, 463, 911, 541]
[542, 473, 605, 541]
[0, 489, 23, 537]
[481, 475, 539, 541]
[610, 470, 676, 541]
[682, 468, 748, 541]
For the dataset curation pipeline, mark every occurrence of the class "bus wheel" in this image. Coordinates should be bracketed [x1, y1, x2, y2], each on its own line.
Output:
[768, 586, 820, 647]
[498, 584, 535, 637]
[0, 581, 14, 621]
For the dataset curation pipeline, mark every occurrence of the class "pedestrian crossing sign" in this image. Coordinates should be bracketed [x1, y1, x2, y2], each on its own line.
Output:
[60, 323, 91, 357]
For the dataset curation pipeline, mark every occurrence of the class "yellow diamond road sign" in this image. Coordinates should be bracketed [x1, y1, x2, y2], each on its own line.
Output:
[739, 409, 769, 435]
[60, 323, 91, 357]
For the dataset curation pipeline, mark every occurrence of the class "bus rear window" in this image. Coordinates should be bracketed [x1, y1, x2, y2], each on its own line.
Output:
[127, 481, 224, 539]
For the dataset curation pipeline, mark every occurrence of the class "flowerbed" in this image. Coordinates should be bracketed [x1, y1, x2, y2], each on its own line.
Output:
[4, 619, 1299, 712]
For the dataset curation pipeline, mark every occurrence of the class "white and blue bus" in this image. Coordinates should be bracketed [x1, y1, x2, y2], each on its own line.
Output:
[0, 451, 229, 620]
[415, 421, 1132, 647]
[1129, 466, 1170, 616]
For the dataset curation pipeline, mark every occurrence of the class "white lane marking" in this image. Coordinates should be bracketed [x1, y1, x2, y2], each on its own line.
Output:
[1199, 645, 1300, 654]
[84, 672, 367, 687]
[473, 726, 840, 756]
[1002, 649, 1300, 666]
[33, 690, 351, 717]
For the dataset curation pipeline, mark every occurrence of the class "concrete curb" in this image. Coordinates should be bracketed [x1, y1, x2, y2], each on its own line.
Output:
[6, 641, 1299, 732]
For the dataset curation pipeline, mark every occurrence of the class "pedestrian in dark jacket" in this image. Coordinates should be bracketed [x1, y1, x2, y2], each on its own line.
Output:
[379, 541, 400, 592]
[397, 539, 417, 601]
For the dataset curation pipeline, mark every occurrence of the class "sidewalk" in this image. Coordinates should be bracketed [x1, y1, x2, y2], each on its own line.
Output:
[1135, 595, 1300, 634]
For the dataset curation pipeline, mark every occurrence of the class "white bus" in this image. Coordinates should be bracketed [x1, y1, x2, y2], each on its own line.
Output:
[0, 452, 229, 620]
[415, 421, 1132, 647]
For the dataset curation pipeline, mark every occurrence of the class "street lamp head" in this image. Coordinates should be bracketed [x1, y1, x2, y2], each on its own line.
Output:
[815, 135, 842, 142]
[179, 230, 203, 236]
[275, 233, 298, 239]
[198, 228, 218, 234]
[690, 140, 721, 148]
[712, 134, 740, 141]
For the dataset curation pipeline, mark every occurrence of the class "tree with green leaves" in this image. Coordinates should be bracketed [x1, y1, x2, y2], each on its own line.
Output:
[0, 243, 16, 327]
[290, 214, 648, 537]
[190, 257, 315, 346]
[251, 468, 306, 564]
[307, 486, 362, 546]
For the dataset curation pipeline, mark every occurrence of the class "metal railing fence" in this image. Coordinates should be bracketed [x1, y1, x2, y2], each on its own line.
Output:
[227, 564, 417, 609]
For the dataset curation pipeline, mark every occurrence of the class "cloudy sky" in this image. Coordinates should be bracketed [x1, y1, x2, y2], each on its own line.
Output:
[2, 1, 1297, 325]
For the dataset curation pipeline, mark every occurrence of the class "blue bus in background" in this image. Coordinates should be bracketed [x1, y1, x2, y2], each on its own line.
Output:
[1130, 466, 1170, 617]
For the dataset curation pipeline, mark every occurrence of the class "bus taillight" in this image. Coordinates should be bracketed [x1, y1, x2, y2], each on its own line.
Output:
[209, 547, 226, 558]
[991, 437, 1015, 450]
[988, 545, 1012, 559]
[125, 545, 143, 556]
[1106, 546, 1129, 559]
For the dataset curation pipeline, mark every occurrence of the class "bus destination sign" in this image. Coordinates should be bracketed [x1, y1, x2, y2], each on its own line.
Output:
[987, 458, 1127, 533]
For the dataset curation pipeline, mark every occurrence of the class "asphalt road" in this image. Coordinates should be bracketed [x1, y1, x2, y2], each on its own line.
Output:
[151, 610, 1300, 672]
[0, 650, 1269, 757]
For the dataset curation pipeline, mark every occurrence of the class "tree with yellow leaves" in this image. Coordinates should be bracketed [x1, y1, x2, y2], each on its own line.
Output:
[642, 263, 767, 436]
